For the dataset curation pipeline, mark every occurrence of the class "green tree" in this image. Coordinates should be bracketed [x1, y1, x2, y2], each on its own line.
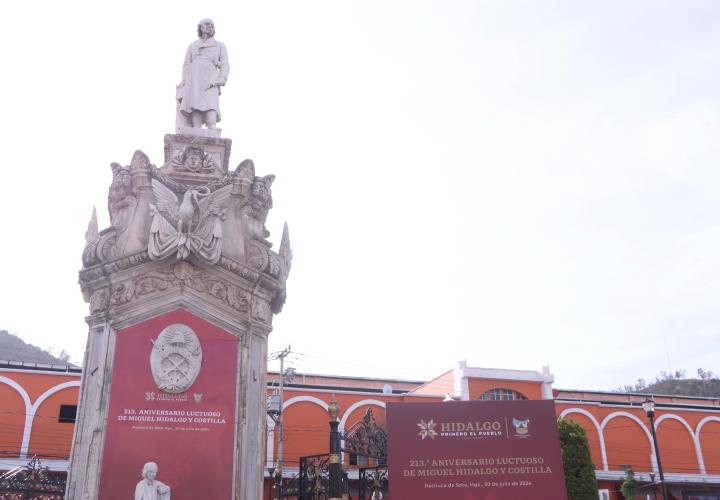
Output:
[620, 467, 637, 499]
[558, 418, 598, 500]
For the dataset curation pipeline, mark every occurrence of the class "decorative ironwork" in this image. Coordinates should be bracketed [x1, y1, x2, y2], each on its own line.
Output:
[343, 408, 387, 462]
[358, 466, 389, 500]
[0, 455, 66, 500]
[279, 471, 300, 499]
[297, 454, 330, 500]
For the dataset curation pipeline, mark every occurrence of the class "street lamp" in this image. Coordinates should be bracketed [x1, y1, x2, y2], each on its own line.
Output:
[642, 397, 669, 500]
[649, 473, 658, 500]
[328, 395, 342, 499]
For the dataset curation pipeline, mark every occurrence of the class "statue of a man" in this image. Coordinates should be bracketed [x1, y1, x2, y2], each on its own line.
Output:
[134, 462, 171, 500]
[176, 19, 229, 130]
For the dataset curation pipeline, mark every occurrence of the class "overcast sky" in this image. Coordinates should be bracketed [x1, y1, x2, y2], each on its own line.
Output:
[1, 0, 719, 391]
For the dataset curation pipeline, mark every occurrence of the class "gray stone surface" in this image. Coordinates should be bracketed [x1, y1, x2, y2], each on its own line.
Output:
[67, 135, 290, 499]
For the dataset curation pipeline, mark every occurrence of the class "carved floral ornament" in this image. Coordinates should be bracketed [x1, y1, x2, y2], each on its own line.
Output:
[85, 261, 274, 325]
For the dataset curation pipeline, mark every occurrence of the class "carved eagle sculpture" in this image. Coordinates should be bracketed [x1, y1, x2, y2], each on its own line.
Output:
[148, 179, 233, 264]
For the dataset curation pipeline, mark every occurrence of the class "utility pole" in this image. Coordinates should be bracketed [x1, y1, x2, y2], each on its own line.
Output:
[269, 346, 291, 500]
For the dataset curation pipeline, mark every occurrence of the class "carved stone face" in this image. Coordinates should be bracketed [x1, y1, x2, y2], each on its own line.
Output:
[186, 153, 202, 171]
[143, 463, 158, 481]
[198, 19, 215, 38]
[251, 175, 275, 208]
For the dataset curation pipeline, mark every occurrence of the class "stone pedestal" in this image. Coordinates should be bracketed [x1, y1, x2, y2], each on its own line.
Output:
[66, 134, 291, 500]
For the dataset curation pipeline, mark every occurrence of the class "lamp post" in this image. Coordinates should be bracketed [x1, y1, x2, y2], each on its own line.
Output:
[649, 472, 658, 500]
[642, 397, 669, 500]
[328, 394, 342, 500]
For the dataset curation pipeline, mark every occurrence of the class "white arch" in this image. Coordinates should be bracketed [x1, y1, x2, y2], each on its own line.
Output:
[339, 399, 386, 434]
[31, 381, 81, 412]
[338, 399, 386, 466]
[22, 381, 81, 458]
[559, 407, 608, 471]
[696, 416, 720, 435]
[654, 414, 704, 474]
[696, 416, 720, 475]
[601, 411, 655, 471]
[283, 395, 329, 412]
[0, 377, 33, 459]
[265, 396, 330, 470]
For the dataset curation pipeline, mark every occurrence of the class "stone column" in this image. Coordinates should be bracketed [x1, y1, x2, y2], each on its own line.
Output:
[66, 134, 291, 500]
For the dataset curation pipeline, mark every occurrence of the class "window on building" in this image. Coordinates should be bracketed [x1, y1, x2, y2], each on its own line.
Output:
[478, 388, 527, 401]
[58, 404, 77, 423]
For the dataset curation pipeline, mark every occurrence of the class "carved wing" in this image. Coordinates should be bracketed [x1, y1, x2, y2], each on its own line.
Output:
[197, 184, 233, 222]
[151, 179, 180, 226]
[192, 184, 233, 239]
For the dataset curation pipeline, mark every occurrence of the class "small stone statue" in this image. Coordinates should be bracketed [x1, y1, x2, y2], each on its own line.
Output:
[176, 19, 229, 131]
[134, 462, 171, 500]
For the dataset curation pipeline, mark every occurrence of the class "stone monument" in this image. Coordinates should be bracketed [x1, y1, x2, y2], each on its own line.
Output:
[65, 19, 291, 500]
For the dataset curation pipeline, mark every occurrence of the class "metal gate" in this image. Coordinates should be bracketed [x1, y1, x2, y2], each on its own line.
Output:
[297, 454, 330, 500]
[276, 404, 389, 500]
[344, 408, 389, 500]
[0, 456, 66, 500]
[358, 466, 388, 500]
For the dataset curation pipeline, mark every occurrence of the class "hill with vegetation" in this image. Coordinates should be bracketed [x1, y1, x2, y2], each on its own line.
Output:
[617, 369, 720, 398]
[0, 330, 74, 366]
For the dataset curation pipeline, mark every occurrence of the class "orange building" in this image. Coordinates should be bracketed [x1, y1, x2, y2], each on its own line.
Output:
[1, 359, 719, 499]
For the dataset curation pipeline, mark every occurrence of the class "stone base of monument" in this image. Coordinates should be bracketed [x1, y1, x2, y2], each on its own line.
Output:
[176, 125, 222, 138]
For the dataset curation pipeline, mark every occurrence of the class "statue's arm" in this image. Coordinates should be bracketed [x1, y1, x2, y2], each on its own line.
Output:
[156, 480, 171, 493]
[157, 480, 171, 499]
[218, 43, 229, 85]
[134, 482, 143, 500]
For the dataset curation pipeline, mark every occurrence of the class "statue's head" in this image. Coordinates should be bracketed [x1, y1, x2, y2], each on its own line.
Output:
[197, 18, 215, 38]
[142, 462, 158, 481]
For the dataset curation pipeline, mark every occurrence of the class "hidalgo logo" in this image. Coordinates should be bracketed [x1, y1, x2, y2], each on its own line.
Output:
[512, 418, 530, 437]
[417, 419, 439, 440]
[417, 418, 504, 440]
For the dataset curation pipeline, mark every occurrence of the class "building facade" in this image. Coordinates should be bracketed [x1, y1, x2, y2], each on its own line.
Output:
[1, 360, 719, 499]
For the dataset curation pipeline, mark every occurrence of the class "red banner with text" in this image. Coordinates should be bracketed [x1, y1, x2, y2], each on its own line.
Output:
[387, 400, 567, 500]
[98, 308, 238, 500]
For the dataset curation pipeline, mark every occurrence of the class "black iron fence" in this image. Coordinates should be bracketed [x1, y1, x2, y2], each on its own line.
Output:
[0, 456, 66, 500]
[358, 465, 389, 500]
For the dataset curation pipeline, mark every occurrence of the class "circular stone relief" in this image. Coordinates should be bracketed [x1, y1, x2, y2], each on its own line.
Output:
[150, 323, 203, 393]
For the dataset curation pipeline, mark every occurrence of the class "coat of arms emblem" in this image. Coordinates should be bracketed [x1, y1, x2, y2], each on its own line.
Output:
[150, 324, 203, 393]
[512, 418, 530, 436]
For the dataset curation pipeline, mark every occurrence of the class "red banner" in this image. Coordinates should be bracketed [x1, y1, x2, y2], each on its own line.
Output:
[98, 308, 238, 500]
[387, 400, 567, 500]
